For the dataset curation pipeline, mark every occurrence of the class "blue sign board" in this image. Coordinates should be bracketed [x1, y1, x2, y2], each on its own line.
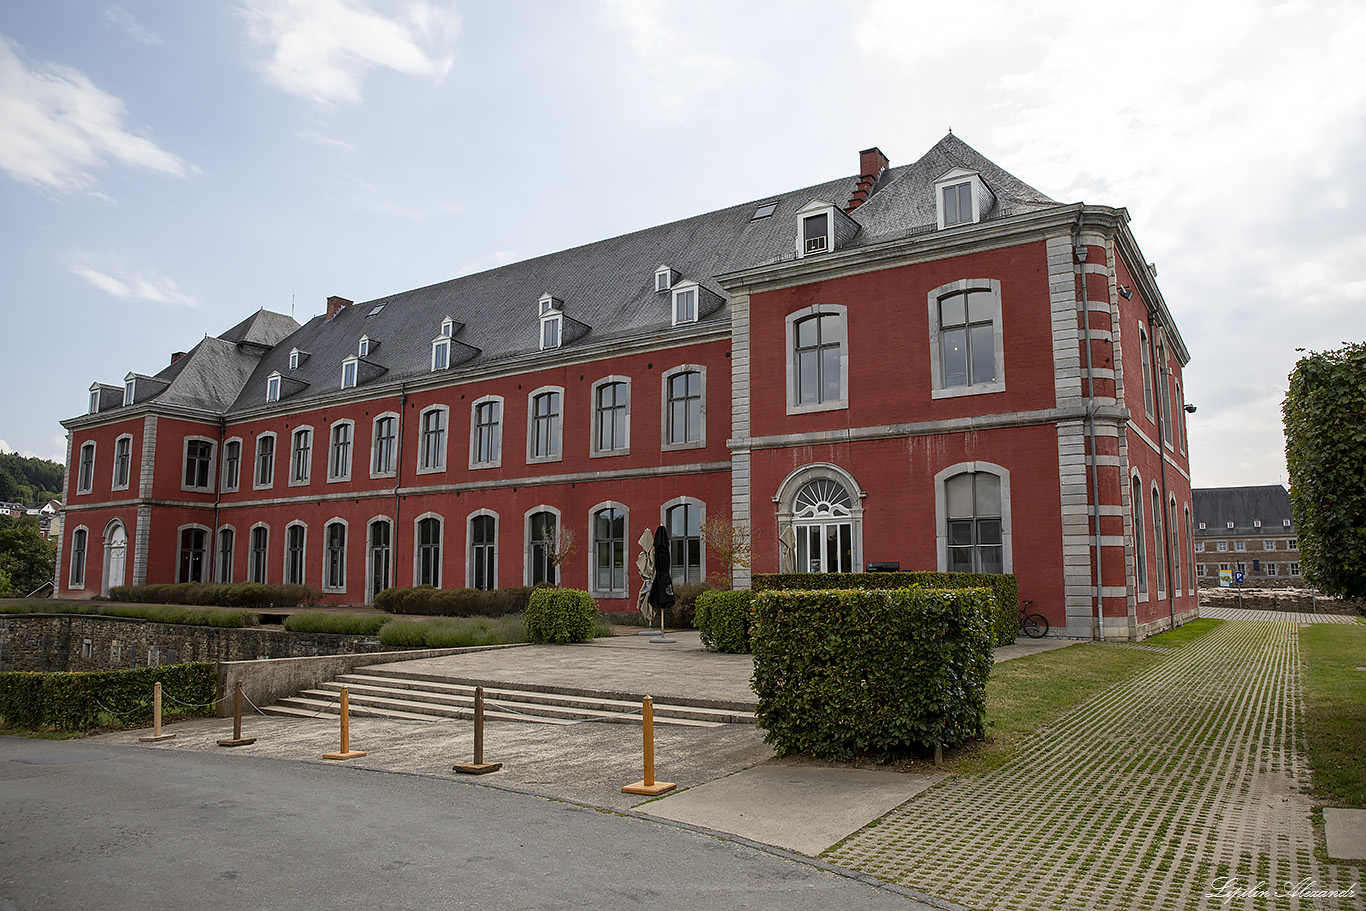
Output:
[1234, 571, 1245, 584]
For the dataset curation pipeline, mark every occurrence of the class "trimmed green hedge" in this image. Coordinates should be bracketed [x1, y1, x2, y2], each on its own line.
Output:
[752, 571, 1019, 645]
[695, 590, 755, 653]
[373, 585, 536, 617]
[0, 662, 217, 732]
[752, 586, 995, 760]
[282, 613, 390, 635]
[525, 588, 598, 643]
[0, 600, 258, 628]
[108, 582, 321, 609]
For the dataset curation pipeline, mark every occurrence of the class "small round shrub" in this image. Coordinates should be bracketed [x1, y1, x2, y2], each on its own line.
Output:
[525, 588, 598, 643]
[669, 582, 711, 629]
[695, 589, 755, 653]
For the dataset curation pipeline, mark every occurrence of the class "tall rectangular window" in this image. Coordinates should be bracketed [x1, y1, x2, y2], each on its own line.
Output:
[179, 528, 207, 583]
[528, 511, 557, 586]
[250, 526, 268, 583]
[291, 429, 312, 483]
[217, 528, 234, 583]
[417, 517, 441, 586]
[420, 409, 446, 471]
[942, 183, 972, 226]
[530, 391, 561, 460]
[595, 382, 628, 453]
[667, 503, 702, 585]
[286, 525, 305, 585]
[1132, 476, 1147, 596]
[594, 507, 626, 593]
[939, 290, 996, 388]
[69, 528, 88, 587]
[794, 314, 843, 405]
[470, 515, 496, 591]
[78, 443, 95, 493]
[184, 440, 213, 489]
[113, 436, 133, 489]
[473, 400, 501, 466]
[221, 440, 240, 491]
[372, 416, 396, 474]
[255, 435, 275, 487]
[369, 521, 391, 599]
[330, 423, 351, 479]
[802, 213, 829, 253]
[325, 523, 346, 590]
[945, 472, 1003, 574]
[666, 371, 702, 445]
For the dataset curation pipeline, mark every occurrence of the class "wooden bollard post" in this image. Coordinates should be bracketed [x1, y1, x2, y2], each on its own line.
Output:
[622, 696, 675, 796]
[454, 686, 501, 774]
[139, 681, 177, 742]
[217, 680, 256, 747]
[323, 686, 366, 760]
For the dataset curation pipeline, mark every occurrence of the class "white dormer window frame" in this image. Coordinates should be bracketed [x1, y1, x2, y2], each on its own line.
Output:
[288, 348, 302, 370]
[358, 335, 374, 357]
[88, 384, 101, 415]
[341, 356, 358, 389]
[935, 168, 992, 229]
[123, 375, 136, 406]
[539, 294, 563, 351]
[671, 282, 700, 326]
[266, 372, 282, 403]
[431, 338, 451, 371]
[655, 266, 677, 293]
[439, 317, 455, 338]
[795, 203, 836, 258]
[1253, 519, 1262, 528]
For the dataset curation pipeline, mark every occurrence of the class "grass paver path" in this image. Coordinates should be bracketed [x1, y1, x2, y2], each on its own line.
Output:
[828, 618, 1364, 910]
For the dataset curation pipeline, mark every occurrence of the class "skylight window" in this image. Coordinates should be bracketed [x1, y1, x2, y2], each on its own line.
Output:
[368, 304, 385, 317]
[752, 202, 777, 220]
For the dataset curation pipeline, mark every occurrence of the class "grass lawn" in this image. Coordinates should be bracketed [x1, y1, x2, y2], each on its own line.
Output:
[1299, 620, 1366, 807]
[950, 618, 1225, 775]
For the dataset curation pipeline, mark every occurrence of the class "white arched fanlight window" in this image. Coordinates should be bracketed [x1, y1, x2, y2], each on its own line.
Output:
[774, 464, 863, 574]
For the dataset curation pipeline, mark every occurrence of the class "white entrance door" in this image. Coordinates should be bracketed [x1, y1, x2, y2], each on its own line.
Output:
[103, 524, 127, 596]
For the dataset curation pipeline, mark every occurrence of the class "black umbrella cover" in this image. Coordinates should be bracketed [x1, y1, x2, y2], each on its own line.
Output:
[649, 525, 676, 609]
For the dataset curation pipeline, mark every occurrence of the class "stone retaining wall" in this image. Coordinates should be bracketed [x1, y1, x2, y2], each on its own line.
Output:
[0, 614, 393, 673]
[1198, 587, 1362, 615]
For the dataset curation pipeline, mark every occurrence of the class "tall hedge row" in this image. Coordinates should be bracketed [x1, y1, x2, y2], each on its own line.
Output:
[108, 582, 321, 609]
[752, 587, 994, 760]
[373, 585, 537, 617]
[752, 571, 1019, 645]
[694, 590, 756, 653]
[0, 662, 217, 732]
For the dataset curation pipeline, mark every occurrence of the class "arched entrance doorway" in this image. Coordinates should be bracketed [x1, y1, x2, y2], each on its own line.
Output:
[774, 463, 864, 574]
[103, 522, 127, 597]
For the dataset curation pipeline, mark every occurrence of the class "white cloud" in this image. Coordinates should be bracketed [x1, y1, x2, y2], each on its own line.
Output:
[0, 34, 191, 192]
[104, 6, 165, 46]
[70, 257, 197, 307]
[239, 0, 459, 105]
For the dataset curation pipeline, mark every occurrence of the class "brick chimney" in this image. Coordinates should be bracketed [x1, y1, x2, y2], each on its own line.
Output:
[326, 296, 353, 320]
[846, 147, 890, 212]
[170, 351, 186, 366]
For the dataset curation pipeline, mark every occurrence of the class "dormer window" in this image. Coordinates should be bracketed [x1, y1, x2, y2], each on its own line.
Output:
[1253, 519, 1262, 528]
[341, 357, 358, 389]
[123, 377, 135, 406]
[1227, 521, 1234, 529]
[934, 169, 995, 229]
[432, 338, 451, 371]
[88, 385, 100, 414]
[672, 283, 699, 326]
[266, 373, 282, 403]
[439, 317, 454, 338]
[795, 200, 843, 259]
[539, 294, 563, 350]
[803, 213, 829, 254]
[1283, 519, 1291, 527]
[358, 335, 375, 357]
[655, 266, 677, 293]
[288, 347, 308, 370]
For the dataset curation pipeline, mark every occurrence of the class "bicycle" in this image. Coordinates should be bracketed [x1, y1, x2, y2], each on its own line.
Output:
[1018, 600, 1049, 639]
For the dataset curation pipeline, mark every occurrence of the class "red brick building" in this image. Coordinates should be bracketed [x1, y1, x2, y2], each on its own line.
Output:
[58, 135, 1196, 638]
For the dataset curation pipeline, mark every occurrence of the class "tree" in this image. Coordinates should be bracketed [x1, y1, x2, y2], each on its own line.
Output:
[535, 525, 578, 585]
[703, 516, 752, 589]
[0, 515, 58, 595]
[1283, 342, 1366, 599]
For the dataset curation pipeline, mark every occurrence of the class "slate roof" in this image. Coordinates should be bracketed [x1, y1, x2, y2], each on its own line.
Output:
[1192, 486, 1295, 534]
[85, 134, 1063, 420]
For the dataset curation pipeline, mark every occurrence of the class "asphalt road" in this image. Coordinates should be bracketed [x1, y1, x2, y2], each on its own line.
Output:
[0, 736, 947, 911]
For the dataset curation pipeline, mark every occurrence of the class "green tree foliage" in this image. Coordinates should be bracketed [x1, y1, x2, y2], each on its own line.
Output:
[1283, 342, 1366, 599]
[0, 452, 64, 504]
[0, 515, 57, 595]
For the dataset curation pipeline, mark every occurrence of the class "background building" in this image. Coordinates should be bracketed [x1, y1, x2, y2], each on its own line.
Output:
[57, 135, 1196, 638]
[1193, 485, 1302, 587]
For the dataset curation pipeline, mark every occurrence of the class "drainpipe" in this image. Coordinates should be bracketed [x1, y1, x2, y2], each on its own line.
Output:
[1074, 215, 1105, 641]
[1145, 309, 1177, 630]
[209, 415, 226, 584]
[392, 385, 407, 597]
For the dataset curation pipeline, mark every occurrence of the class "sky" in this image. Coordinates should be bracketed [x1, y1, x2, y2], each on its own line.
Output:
[1, 0, 1362, 491]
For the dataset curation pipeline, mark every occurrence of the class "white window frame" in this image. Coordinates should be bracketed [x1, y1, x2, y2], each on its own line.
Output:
[366, 516, 393, 605]
[220, 437, 242, 493]
[526, 386, 564, 465]
[253, 432, 277, 490]
[288, 348, 302, 370]
[417, 405, 449, 475]
[784, 304, 849, 416]
[322, 518, 348, 593]
[934, 169, 991, 229]
[413, 512, 444, 587]
[590, 376, 631, 457]
[289, 425, 314, 487]
[589, 501, 630, 598]
[181, 436, 217, 493]
[935, 462, 1012, 574]
[1152, 484, 1168, 600]
[1131, 472, 1148, 600]
[524, 505, 563, 587]
[661, 365, 706, 451]
[358, 335, 374, 357]
[266, 373, 281, 403]
[928, 279, 1005, 399]
[467, 509, 499, 591]
[371, 412, 399, 478]
[439, 317, 455, 338]
[671, 282, 699, 326]
[1138, 325, 1155, 421]
[655, 265, 676, 293]
[341, 357, 358, 389]
[661, 496, 706, 586]
[123, 376, 136, 406]
[76, 441, 96, 495]
[797, 208, 832, 257]
[112, 433, 134, 492]
[539, 295, 563, 351]
[328, 420, 354, 483]
[69, 525, 89, 589]
[248, 523, 270, 584]
[469, 395, 504, 470]
[216, 525, 235, 584]
[88, 385, 101, 414]
[431, 338, 451, 372]
[175, 523, 211, 583]
[774, 463, 864, 574]
[283, 521, 307, 586]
